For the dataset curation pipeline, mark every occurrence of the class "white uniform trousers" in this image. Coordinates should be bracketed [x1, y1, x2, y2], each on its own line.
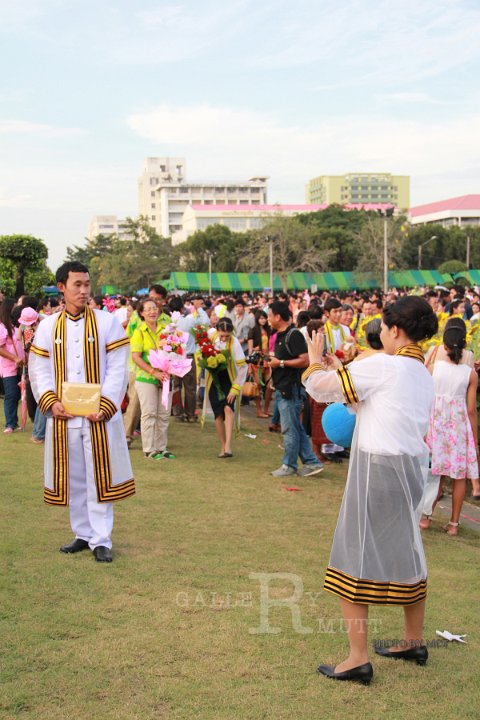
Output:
[68, 420, 114, 549]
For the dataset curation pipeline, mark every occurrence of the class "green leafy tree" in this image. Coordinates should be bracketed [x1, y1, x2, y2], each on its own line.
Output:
[353, 214, 409, 281]
[437, 259, 468, 275]
[176, 224, 249, 272]
[237, 214, 336, 292]
[0, 235, 51, 297]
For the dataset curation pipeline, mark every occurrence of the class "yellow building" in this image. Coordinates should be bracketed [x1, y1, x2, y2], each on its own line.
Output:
[305, 173, 410, 210]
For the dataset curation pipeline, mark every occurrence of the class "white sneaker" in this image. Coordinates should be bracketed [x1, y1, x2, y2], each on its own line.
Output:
[298, 464, 324, 477]
[271, 464, 296, 477]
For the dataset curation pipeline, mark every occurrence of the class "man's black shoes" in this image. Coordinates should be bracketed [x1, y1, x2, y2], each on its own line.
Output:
[60, 538, 90, 554]
[93, 546, 113, 563]
[59, 538, 112, 562]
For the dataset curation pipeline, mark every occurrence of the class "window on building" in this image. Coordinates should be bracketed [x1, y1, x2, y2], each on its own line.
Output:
[151, 191, 155, 197]
[151, 215, 156, 220]
[179, 187, 189, 194]
[151, 203, 156, 208]
[251, 187, 260, 193]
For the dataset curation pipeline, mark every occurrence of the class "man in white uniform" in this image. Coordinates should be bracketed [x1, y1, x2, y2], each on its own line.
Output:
[29, 262, 134, 563]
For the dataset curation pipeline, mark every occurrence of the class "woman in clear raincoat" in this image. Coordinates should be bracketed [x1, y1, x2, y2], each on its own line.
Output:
[303, 296, 438, 685]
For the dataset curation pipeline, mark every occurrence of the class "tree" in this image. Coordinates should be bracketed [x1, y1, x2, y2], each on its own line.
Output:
[0, 235, 51, 297]
[176, 224, 249, 272]
[65, 217, 176, 294]
[352, 214, 409, 280]
[237, 214, 336, 292]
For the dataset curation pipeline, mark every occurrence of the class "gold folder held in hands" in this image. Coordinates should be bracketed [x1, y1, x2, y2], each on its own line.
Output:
[61, 382, 101, 416]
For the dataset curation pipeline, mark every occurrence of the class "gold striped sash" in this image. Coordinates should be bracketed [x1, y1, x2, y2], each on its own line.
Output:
[46, 311, 69, 505]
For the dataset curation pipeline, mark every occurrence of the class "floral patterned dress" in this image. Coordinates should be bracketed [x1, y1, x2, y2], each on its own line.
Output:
[427, 360, 478, 479]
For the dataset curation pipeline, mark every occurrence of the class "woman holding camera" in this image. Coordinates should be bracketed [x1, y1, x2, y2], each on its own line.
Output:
[247, 310, 272, 418]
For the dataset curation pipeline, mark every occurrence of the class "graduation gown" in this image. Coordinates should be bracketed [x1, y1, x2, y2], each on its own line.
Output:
[29, 307, 135, 506]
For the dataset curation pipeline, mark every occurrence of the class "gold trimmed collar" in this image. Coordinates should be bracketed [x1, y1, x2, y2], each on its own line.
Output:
[395, 344, 424, 364]
[65, 310, 84, 322]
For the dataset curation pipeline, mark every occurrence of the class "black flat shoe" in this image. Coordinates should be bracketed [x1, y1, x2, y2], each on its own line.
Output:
[317, 662, 373, 685]
[375, 645, 428, 665]
[60, 538, 90, 554]
[93, 546, 113, 563]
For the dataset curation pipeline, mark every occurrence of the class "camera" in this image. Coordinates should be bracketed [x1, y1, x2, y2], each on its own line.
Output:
[246, 350, 262, 365]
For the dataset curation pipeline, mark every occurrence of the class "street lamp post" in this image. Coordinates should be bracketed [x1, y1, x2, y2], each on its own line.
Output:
[265, 235, 273, 296]
[206, 251, 213, 297]
[378, 207, 394, 294]
[417, 235, 437, 270]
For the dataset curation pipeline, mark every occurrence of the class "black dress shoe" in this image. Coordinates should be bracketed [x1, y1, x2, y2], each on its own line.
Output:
[59, 538, 90, 554]
[317, 662, 373, 685]
[375, 645, 428, 666]
[93, 546, 113, 563]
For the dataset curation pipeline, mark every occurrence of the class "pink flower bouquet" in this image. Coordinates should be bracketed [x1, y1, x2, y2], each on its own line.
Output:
[148, 314, 192, 408]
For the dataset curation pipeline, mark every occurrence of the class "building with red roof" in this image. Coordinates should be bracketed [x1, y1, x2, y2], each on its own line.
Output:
[409, 195, 480, 228]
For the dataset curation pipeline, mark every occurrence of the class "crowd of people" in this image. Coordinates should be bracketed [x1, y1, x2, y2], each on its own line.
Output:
[1, 265, 479, 682]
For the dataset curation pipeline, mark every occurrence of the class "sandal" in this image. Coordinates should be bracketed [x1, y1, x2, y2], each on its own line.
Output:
[256, 413, 270, 418]
[419, 515, 431, 530]
[444, 521, 459, 536]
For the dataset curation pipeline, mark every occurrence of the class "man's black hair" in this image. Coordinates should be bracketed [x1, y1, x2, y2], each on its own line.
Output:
[149, 284, 167, 299]
[269, 300, 291, 322]
[56, 261, 89, 285]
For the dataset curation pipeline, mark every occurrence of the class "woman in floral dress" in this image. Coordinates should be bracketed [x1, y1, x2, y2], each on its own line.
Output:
[423, 318, 480, 534]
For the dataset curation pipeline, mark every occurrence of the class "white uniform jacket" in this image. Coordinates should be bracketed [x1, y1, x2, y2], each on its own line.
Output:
[29, 307, 135, 506]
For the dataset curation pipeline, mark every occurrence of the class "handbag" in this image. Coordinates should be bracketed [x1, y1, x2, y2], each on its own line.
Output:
[242, 375, 260, 398]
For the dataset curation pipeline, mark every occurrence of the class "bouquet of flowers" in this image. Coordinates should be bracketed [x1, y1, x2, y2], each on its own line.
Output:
[191, 324, 231, 400]
[149, 312, 192, 408]
[102, 296, 116, 313]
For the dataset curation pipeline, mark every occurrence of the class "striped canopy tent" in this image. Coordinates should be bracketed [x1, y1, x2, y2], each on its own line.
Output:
[167, 270, 455, 292]
[389, 270, 453, 287]
[168, 272, 284, 292]
[454, 270, 480, 285]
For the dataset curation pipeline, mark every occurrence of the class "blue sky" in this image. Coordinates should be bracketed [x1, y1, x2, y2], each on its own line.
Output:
[1, 0, 480, 269]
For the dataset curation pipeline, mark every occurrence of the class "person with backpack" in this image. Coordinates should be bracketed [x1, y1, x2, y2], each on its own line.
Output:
[267, 301, 324, 478]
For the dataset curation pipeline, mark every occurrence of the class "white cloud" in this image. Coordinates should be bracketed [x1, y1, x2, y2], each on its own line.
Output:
[376, 92, 439, 104]
[0, 188, 33, 208]
[0, 120, 85, 137]
[249, 0, 480, 84]
[100, 0, 253, 65]
[126, 103, 480, 203]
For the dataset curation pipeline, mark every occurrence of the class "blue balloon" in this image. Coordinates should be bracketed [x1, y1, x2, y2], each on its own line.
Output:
[321, 403, 356, 448]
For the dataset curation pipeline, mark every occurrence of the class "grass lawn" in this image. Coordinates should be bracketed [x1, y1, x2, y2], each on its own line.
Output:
[0, 407, 478, 720]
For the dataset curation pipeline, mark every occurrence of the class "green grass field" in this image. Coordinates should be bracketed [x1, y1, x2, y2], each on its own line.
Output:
[0, 407, 478, 720]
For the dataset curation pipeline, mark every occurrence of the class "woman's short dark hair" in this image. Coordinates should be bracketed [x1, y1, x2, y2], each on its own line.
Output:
[382, 296, 438, 342]
[296, 311, 310, 329]
[443, 318, 466, 364]
[217, 317, 234, 333]
[365, 318, 383, 350]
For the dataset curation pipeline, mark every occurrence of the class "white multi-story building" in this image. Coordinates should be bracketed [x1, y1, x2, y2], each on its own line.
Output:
[87, 215, 130, 241]
[138, 157, 269, 240]
[175, 202, 397, 245]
